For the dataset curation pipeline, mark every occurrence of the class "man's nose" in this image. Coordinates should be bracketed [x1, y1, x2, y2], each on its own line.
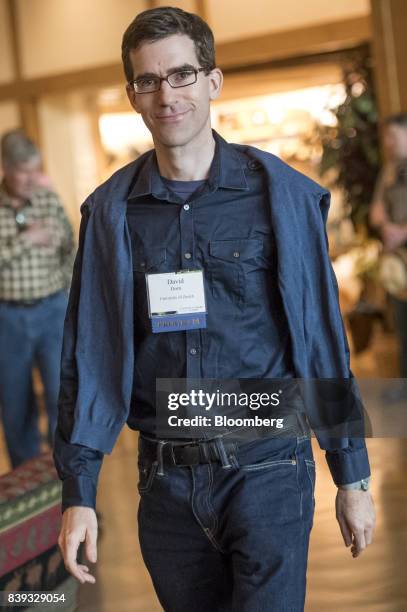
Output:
[156, 79, 177, 104]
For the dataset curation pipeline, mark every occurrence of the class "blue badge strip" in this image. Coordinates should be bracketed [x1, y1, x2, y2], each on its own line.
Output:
[151, 312, 207, 333]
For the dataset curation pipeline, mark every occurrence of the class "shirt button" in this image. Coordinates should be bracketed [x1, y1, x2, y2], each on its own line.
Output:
[189, 348, 197, 355]
[183, 203, 190, 211]
[247, 159, 262, 171]
[233, 251, 240, 258]
[184, 252, 192, 260]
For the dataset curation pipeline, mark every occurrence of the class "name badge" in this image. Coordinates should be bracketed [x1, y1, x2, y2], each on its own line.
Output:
[146, 269, 207, 333]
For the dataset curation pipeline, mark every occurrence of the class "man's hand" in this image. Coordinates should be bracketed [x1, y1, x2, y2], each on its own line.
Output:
[21, 221, 54, 247]
[335, 489, 376, 558]
[58, 506, 98, 584]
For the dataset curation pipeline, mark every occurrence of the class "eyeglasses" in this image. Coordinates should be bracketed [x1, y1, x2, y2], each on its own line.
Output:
[129, 67, 207, 94]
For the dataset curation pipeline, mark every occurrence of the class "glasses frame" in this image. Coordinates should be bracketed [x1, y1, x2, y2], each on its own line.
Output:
[129, 67, 208, 94]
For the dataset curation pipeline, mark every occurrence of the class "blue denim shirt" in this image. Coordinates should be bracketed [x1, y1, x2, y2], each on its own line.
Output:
[53, 131, 370, 512]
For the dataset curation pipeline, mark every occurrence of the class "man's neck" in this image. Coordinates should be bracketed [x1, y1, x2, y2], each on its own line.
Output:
[154, 128, 216, 181]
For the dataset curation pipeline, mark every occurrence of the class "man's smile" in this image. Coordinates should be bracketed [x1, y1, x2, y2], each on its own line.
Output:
[155, 109, 191, 123]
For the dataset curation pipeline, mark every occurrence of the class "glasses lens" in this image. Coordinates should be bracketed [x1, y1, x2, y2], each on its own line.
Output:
[168, 70, 196, 88]
[134, 77, 160, 93]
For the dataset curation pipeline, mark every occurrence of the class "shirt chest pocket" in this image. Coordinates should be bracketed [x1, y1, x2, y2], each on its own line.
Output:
[208, 238, 272, 304]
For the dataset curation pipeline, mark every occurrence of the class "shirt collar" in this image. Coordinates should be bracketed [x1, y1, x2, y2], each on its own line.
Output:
[128, 129, 248, 201]
[210, 129, 249, 191]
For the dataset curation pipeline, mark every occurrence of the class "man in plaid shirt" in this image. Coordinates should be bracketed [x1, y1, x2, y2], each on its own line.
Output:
[0, 129, 75, 468]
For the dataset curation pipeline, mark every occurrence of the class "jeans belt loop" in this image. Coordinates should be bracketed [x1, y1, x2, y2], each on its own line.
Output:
[199, 441, 210, 462]
[213, 437, 232, 469]
[156, 440, 167, 476]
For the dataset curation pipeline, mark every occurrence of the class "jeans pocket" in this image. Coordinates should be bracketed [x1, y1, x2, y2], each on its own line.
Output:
[138, 460, 158, 494]
[232, 455, 297, 472]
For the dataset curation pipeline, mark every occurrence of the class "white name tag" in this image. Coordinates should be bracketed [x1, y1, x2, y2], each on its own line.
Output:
[146, 270, 207, 333]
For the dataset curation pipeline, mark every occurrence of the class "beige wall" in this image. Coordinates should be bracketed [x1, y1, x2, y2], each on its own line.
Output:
[208, 0, 370, 42]
[16, 0, 147, 78]
[0, 0, 15, 83]
[154, 0, 197, 11]
[0, 101, 20, 137]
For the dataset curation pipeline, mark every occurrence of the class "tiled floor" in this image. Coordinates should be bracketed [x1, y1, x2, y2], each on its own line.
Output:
[2, 321, 407, 611]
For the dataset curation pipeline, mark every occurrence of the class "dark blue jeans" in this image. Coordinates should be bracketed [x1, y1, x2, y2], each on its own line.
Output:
[0, 290, 68, 467]
[137, 435, 315, 612]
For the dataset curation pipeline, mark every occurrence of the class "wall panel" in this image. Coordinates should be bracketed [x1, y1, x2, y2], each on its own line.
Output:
[0, 0, 16, 83]
[208, 0, 370, 43]
[153, 0, 197, 12]
[38, 92, 100, 229]
[17, 0, 147, 78]
[0, 101, 20, 137]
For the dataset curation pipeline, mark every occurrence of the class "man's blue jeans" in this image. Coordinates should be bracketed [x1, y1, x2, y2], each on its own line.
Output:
[137, 434, 315, 612]
[0, 291, 68, 467]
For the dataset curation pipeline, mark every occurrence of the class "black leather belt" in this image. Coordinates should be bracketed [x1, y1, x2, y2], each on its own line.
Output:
[172, 441, 235, 466]
[140, 435, 237, 467]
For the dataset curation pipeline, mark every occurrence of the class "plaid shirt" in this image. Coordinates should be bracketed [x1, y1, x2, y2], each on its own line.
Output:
[0, 183, 75, 301]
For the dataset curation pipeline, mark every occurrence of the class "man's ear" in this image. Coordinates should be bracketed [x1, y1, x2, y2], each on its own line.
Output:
[208, 68, 223, 102]
[126, 84, 140, 113]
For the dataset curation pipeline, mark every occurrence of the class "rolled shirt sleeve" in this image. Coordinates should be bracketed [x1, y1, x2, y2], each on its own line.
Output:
[325, 438, 371, 486]
[53, 427, 103, 513]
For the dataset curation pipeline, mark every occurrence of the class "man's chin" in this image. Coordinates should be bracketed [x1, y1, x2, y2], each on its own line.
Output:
[154, 124, 208, 149]
[155, 131, 193, 149]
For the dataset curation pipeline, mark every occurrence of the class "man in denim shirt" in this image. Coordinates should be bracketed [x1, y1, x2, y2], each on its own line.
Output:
[55, 7, 375, 611]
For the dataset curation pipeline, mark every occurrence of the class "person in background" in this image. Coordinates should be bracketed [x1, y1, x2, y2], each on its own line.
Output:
[370, 113, 407, 400]
[0, 129, 75, 468]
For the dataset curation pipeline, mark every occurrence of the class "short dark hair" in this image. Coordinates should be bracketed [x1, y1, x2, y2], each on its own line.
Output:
[1, 129, 40, 168]
[383, 113, 407, 128]
[121, 6, 216, 83]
